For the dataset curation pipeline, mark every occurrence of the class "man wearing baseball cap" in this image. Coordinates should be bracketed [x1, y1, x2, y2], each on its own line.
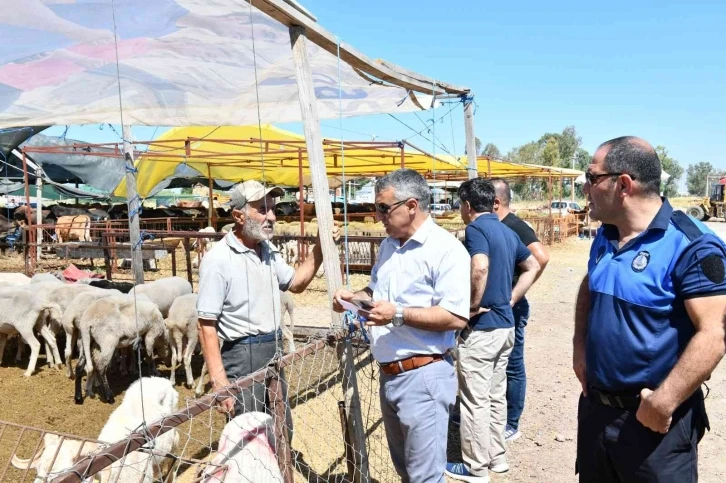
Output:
[197, 180, 338, 422]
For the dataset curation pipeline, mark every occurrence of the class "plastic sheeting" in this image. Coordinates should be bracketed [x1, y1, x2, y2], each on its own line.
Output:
[0, 0, 435, 128]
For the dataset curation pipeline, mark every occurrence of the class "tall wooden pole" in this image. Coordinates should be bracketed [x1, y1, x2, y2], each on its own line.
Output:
[400, 143, 405, 168]
[22, 151, 35, 275]
[463, 96, 479, 179]
[207, 165, 215, 229]
[290, 25, 370, 483]
[123, 126, 144, 285]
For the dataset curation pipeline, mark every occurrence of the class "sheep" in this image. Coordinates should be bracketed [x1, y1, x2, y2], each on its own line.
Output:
[129, 277, 192, 318]
[0, 272, 31, 285]
[201, 411, 282, 483]
[165, 293, 199, 387]
[95, 377, 179, 483]
[31, 272, 64, 284]
[60, 287, 123, 378]
[0, 286, 63, 377]
[192, 226, 218, 269]
[75, 295, 166, 404]
[10, 433, 98, 483]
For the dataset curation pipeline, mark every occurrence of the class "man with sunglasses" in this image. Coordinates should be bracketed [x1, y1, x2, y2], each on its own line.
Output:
[574, 136, 726, 482]
[333, 168, 470, 483]
[197, 180, 338, 423]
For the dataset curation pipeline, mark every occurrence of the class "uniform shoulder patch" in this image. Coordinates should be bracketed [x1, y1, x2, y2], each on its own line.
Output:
[632, 251, 650, 272]
[701, 254, 726, 284]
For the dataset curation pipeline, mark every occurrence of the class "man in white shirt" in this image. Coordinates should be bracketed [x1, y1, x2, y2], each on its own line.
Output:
[334, 169, 470, 483]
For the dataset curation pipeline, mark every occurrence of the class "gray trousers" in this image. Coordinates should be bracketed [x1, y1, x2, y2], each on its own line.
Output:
[221, 337, 293, 440]
[380, 356, 457, 483]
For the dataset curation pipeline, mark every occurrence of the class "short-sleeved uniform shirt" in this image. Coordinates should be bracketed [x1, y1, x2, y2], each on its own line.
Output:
[465, 213, 532, 330]
[587, 199, 726, 393]
[502, 212, 539, 290]
[367, 216, 471, 363]
[196, 231, 295, 341]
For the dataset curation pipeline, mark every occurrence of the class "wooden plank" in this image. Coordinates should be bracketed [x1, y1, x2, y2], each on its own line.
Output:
[123, 126, 144, 285]
[463, 97, 478, 179]
[289, 25, 370, 483]
[266, 367, 294, 483]
[35, 163, 42, 261]
[207, 165, 215, 229]
[255, 0, 468, 96]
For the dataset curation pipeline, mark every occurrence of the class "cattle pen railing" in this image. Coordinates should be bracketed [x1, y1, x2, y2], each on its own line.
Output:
[38, 328, 399, 483]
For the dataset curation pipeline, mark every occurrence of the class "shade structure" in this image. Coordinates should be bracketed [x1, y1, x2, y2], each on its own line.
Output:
[112, 125, 467, 197]
[0, 0, 445, 129]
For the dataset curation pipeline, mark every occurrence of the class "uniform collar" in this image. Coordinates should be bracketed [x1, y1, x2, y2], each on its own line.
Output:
[225, 230, 271, 256]
[602, 197, 673, 241]
[398, 215, 435, 247]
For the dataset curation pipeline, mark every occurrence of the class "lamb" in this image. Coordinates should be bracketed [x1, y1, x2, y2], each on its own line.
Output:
[192, 226, 218, 269]
[75, 295, 166, 404]
[0, 286, 63, 376]
[201, 412, 282, 483]
[31, 272, 64, 284]
[95, 377, 179, 483]
[0, 272, 31, 285]
[10, 434, 98, 483]
[129, 276, 192, 318]
[60, 287, 123, 378]
[165, 293, 199, 387]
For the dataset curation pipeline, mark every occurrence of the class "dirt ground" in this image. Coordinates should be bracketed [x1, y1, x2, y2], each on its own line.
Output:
[0, 234, 725, 482]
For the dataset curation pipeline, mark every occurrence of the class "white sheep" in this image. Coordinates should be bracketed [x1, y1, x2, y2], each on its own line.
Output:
[0, 272, 31, 285]
[201, 411, 282, 483]
[11, 434, 98, 483]
[0, 286, 63, 377]
[60, 287, 122, 378]
[95, 377, 179, 483]
[31, 272, 63, 284]
[75, 295, 166, 404]
[129, 276, 192, 318]
[192, 226, 218, 269]
[165, 293, 199, 387]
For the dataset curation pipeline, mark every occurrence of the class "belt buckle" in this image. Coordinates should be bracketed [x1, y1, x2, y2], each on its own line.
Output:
[597, 391, 611, 407]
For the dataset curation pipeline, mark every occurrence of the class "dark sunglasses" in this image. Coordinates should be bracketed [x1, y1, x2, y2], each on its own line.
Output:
[585, 171, 636, 185]
[375, 199, 409, 215]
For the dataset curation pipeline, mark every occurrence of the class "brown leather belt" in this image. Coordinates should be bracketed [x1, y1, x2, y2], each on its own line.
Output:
[379, 354, 445, 376]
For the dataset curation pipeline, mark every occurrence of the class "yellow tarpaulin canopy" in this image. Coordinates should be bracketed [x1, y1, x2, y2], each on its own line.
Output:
[474, 157, 584, 179]
[113, 125, 467, 198]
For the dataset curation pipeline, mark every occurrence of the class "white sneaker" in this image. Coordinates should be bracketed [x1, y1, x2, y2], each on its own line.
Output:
[490, 460, 509, 474]
[504, 426, 521, 442]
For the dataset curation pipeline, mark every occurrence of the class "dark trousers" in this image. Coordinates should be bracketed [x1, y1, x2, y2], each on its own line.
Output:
[505, 298, 529, 430]
[221, 335, 294, 441]
[576, 389, 709, 482]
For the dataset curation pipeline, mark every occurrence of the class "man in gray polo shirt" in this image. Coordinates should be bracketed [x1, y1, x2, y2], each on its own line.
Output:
[333, 169, 470, 483]
[197, 179, 337, 418]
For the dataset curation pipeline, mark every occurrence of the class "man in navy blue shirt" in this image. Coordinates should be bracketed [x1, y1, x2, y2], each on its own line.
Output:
[446, 178, 540, 483]
[574, 136, 726, 482]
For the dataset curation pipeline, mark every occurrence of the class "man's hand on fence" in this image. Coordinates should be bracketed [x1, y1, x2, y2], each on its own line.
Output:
[212, 379, 235, 416]
[333, 288, 356, 312]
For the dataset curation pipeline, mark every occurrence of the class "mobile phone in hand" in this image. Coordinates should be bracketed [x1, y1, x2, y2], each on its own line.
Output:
[352, 298, 375, 311]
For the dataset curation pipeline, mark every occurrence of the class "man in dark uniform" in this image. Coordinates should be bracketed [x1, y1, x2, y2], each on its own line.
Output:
[491, 178, 550, 442]
[574, 136, 726, 482]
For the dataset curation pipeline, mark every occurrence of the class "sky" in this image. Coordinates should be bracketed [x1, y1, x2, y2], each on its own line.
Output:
[44, 0, 726, 176]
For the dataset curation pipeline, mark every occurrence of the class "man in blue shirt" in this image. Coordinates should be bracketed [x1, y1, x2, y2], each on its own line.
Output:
[574, 136, 726, 482]
[446, 178, 540, 483]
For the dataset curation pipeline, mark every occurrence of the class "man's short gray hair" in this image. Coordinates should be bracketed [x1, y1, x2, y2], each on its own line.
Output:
[375, 169, 431, 212]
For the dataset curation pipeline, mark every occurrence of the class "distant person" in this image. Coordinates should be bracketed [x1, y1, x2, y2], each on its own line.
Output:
[574, 136, 726, 482]
[446, 178, 540, 482]
[333, 168, 470, 483]
[491, 178, 550, 442]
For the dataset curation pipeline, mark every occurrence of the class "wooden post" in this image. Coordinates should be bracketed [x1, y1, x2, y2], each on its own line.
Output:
[266, 366, 294, 483]
[298, 149, 305, 263]
[21, 151, 36, 274]
[400, 143, 405, 168]
[35, 163, 43, 262]
[548, 174, 553, 217]
[463, 96, 479, 179]
[183, 237, 193, 289]
[559, 175, 563, 206]
[571, 177, 576, 201]
[290, 25, 370, 483]
[207, 165, 215, 229]
[122, 126, 144, 286]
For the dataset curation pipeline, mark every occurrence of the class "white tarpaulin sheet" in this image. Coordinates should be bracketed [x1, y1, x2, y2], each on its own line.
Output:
[0, 0, 433, 128]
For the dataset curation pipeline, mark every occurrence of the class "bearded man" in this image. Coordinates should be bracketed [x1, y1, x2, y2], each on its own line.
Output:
[197, 180, 336, 420]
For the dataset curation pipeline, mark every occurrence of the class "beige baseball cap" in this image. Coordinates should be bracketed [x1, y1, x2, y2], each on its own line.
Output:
[229, 180, 284, 209]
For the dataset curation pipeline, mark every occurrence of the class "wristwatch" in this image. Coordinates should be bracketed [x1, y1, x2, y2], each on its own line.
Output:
[392, 306, 405, 327]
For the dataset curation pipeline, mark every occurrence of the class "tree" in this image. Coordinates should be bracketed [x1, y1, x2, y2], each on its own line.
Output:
[505, 141, 542, 165]
[481, 143, 502, 159]
[687, 161, 715, 196]
[538, 126, 582, 167]
[474, 137, 482, 156]
[541, 137, 561, 167]
[655, 146, 683, 198]
[574, 148, 590, 171]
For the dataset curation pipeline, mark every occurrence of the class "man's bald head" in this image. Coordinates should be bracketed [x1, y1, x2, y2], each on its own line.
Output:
[491, 178, 511, 207]
[595, 136, 661, 196]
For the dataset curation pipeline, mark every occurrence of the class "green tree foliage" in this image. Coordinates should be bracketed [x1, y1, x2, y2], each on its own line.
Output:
[574, 148, 590, 171]
[687, 161, 715, 196]
[538, 126, 581, 167]
[481, 143, 502, 159]
[655, 146, 683, 198]
[541, 137, 561, 167]
[474, 137, 482, 155]
[505, 141, 542, 164]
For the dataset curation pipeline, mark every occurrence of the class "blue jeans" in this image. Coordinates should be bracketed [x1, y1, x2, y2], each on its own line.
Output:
[380, 356, 457, 483]
[506, 298, 530, 430]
